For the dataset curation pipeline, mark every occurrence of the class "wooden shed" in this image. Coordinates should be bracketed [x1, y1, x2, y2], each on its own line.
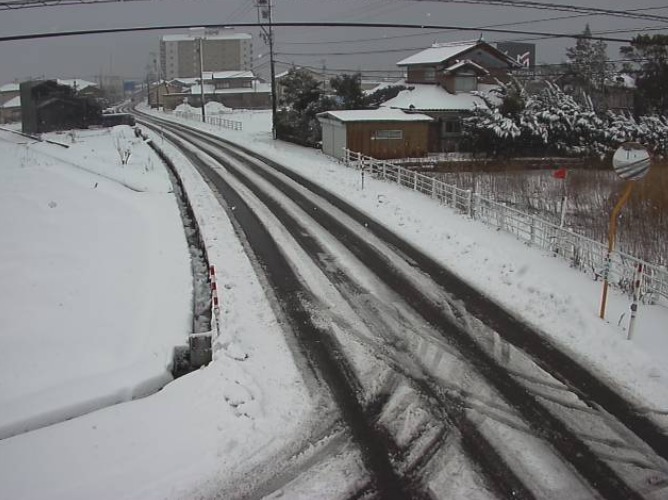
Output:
[317, 108, 433, 160]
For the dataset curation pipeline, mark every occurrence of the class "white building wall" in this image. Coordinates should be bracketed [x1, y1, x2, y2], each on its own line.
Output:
[320, 118, 347, 159]
[160, 33, 253, 80]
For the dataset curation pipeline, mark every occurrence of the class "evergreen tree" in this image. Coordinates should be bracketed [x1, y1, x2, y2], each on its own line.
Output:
[329, 73, 365, 109]
[565, 24, 611, 92]
[279, 68, 322, 112]
[620, 34, 668, 114]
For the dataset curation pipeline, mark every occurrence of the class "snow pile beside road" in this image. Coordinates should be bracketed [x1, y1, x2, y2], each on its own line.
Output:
[0, 127, 315, 500]
[0, 127, 191, 439]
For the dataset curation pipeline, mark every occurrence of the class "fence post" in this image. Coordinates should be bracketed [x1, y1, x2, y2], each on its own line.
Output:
[382, 162, 387, 179]
[431, 178, 437, 199]
[450, 185, 457, 208]
[529, 216, 536, 246]
[413, 172, 418, 192]
[467, 190, 473, 218]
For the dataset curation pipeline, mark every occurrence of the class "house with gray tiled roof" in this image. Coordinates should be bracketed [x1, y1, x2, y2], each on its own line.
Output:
[382, 39, 521, 152]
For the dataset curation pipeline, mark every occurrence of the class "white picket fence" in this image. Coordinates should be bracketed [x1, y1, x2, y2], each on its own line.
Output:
[343, 149, 668, 303]
[169, 110, 243, 131]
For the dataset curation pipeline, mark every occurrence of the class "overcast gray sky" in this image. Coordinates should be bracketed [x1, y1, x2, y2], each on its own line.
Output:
[1, 0, 667, 83]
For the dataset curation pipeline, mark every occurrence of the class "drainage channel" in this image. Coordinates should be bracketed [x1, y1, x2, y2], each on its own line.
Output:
[142, 130, 213, 376]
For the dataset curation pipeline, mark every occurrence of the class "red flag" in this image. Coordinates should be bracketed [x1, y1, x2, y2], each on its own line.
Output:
[552, 167, 568, 179]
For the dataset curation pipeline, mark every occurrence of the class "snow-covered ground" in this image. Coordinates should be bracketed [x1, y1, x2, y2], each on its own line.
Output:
[0, 126, 193, 441]
[0, 123, 315, 500]
[150, 105, 668, 400]
[0, 108, 666, 499]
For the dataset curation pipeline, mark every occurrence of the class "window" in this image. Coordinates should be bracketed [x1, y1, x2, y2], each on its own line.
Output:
[373, 129, 403, 140]
[454, 73, 477, 92]
[442, 120, 461, 135]
[424, 68, 436, 82]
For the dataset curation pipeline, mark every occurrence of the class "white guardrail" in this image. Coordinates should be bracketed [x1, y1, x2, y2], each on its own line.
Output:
[343, 149, 668, 303]
[167, 110, 243, 131]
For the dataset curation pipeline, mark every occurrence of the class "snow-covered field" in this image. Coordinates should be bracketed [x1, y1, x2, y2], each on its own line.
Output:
[0, 126, 193, 441]
[0, 123, 314, 500]
[0, 108, 666, 499]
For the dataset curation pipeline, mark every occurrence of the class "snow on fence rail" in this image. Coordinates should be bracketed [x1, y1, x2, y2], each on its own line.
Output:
[343, 149, 668, 302]
[168, 110, 243, 131]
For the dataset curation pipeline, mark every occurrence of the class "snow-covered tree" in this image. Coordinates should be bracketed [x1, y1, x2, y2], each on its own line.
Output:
[461, 82, 668, 158]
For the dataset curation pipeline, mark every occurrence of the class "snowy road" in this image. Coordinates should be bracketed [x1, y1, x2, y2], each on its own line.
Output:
[136, 111, 668, 499]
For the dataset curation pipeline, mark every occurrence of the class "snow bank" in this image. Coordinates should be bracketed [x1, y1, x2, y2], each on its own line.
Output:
[0, 127, 314, 500]
[0, 127, 192, 439]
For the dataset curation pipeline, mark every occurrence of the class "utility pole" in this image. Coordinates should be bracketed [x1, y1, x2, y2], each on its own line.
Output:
[257, 0, 277, 139]
[190, 27, 207, 123]
[198, 36, 206, 123]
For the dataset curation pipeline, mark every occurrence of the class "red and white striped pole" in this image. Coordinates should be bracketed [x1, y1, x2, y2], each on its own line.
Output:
[210, 265, 220, 336]
[627, 263, 643, 340]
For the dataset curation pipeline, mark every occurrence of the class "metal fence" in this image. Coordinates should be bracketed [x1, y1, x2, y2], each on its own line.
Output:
[169, 110, 243, 131]
[344, 149, 668, 302]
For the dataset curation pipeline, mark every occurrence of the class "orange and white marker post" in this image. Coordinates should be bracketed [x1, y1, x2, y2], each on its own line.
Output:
[627, 263, 643, 340]
[210, 265, 220, 336]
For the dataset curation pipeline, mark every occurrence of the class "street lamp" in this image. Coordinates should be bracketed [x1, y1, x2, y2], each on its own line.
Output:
[190, 27, 207, 123]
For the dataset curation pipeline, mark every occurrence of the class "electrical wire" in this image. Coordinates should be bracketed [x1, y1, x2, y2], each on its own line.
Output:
[0, 0, 148, 10]
[0, 21, 651, 44]
[410, 0, 668, 23]
[278, 6, 668, 46]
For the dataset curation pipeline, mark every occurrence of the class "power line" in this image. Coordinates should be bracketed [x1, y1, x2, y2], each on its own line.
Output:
[278, 7, 668, 47]
[0, 0, 148, 10]
[272, 56, 662, 80]
[275, 24, 668, 58]
[0, 21, 653, 44]
[410, 0, 668, 23]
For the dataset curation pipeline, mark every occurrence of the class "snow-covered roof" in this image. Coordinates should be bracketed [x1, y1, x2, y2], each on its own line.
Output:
[189, 83, 271, 95]
[317, 108, 433, 123]
[189, 84, 216, 95]
[444, 59, 488, 75]
[381, 84, 488, 112]
[0, 83, 20, 93]
[1, 95, 20, 108]
[57, 79, 97, 91]
[215, 84, 271, 94]
[608, 74, 635, 89]
[203, 71, 255, 80]
[397, 40, 480, 66]
[162, 32, 251, 42]
[172, 77, 198, 86]
[363, 79, 407, 95]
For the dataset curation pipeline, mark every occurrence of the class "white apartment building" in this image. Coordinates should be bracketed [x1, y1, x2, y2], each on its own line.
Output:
[160, 31, 253, 80]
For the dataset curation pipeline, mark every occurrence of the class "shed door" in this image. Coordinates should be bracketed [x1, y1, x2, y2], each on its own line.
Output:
[331, 121, 347, 159]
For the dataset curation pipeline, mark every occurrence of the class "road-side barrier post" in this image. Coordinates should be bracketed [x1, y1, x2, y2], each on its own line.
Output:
[627, 263, 643, 340]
